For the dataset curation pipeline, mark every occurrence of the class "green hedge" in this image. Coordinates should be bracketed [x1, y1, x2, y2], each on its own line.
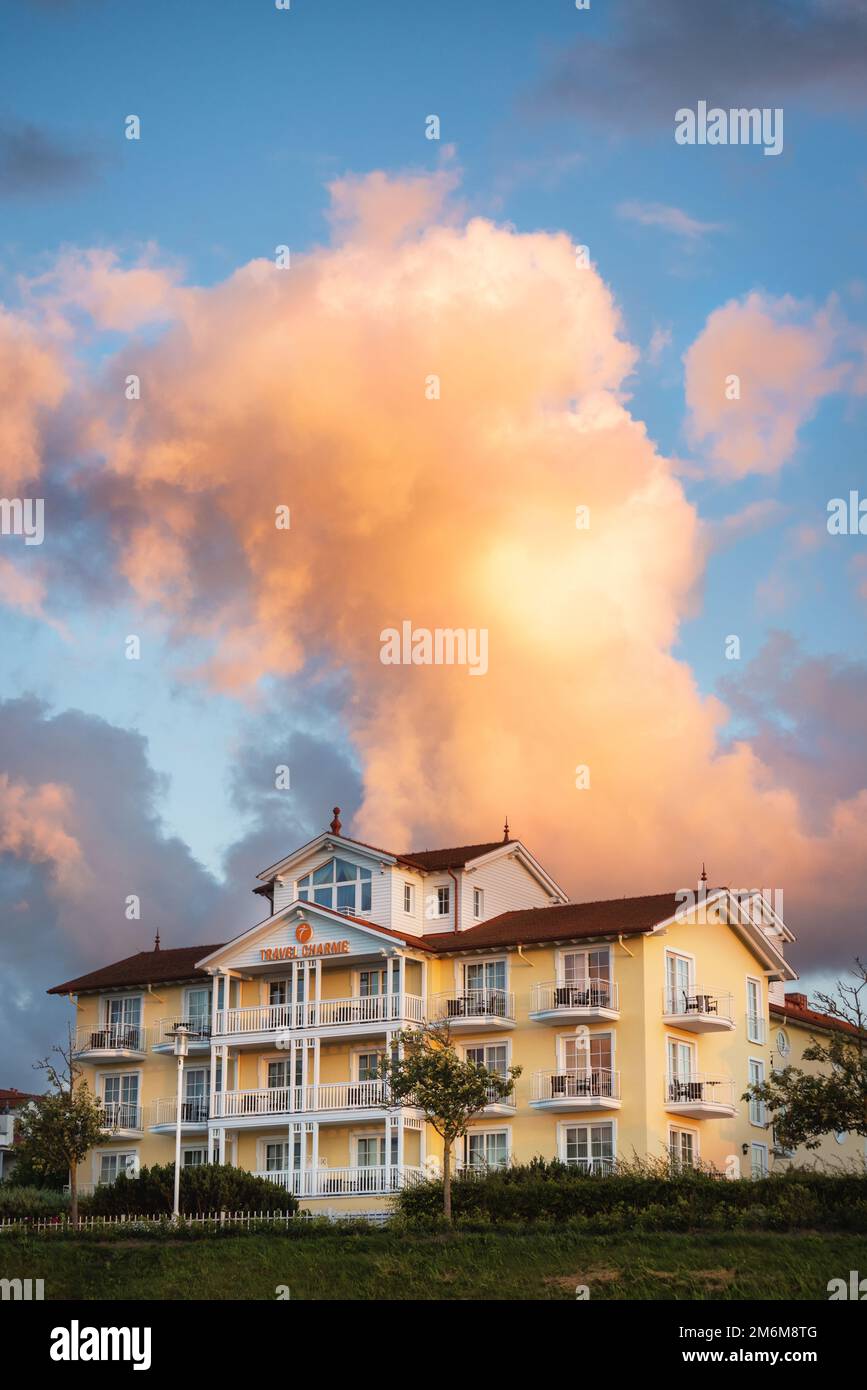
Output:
[395, 1159, 867, 1232]
[87, 1163, 298, 1216]
[0, 1185, 71, 1218]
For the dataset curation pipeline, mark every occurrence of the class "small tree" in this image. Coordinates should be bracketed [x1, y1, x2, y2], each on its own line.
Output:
[745, 958, 867, 1153]
[380, 1022, 521, 1223]
[16, 1029, 105, 1227]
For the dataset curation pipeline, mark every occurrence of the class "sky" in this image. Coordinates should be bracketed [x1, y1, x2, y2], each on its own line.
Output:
[1, 0, 866, 1085]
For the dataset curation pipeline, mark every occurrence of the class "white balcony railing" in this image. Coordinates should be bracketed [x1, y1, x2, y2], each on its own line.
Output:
[148, 1097, 210, 1127]
[151, 1017, 211, 1045]
[254, 1165, 425, 1197]
[531, 1069, 620, 1102]
[431, 989, 516, 1023]
[213, 1080, 403, 1119]
[531, 981, 619, 1014]
[664, 1074, 735, 1108]
[563, 1157, 616, 1176]
[662, 988, 734, 1021]
[100, 1101, 142, 1131]
[75, 1023, 147, 1054]
[214, 993, 424, 1037]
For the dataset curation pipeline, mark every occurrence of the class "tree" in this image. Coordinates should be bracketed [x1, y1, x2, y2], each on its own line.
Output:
[16, 1030, 105, 1227]
[745, 959, 867, 1153]
[380, 1022, 521, 1223]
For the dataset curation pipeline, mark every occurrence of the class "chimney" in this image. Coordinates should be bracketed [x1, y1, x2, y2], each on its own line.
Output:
[786, 992, 808, 1010]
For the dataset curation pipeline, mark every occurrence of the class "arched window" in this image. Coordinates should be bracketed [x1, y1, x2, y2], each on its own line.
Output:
[296, 858, 372, 914]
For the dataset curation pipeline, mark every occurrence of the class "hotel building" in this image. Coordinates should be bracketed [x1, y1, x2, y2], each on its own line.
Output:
[48, 812, 866, 1207]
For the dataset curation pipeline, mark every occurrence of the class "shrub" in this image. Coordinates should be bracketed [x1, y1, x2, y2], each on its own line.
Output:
[87, 1163, 298, 1216]
[395, 1158, 867, 1231]
[0, 1185, 71, 1218]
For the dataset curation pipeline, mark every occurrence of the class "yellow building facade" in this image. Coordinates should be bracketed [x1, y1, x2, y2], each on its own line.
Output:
[48, 822, 865, 1207]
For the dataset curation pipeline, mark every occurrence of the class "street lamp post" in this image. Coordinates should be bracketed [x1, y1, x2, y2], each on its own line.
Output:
[168, 1024, 190, 1222]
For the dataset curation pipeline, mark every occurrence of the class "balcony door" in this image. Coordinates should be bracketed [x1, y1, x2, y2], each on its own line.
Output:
[667, 1038, 694, 1080]
[185, 988, 211, 1036]
[561, 1033, 612, 1075]
[665, 952, 692, 1012]
[103, 1073, 139, 1126]
[105, 996, 141, 1043]
[184, 1068, 209, 1122]
[465, 960, 506, 996]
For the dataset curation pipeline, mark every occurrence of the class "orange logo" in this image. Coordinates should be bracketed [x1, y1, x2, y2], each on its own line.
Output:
[295, 922, 312, 944]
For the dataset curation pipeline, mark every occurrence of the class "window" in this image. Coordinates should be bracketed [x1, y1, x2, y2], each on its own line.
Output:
[185, 987, 211, 1036]
[749, 1059, 766, 1126]
[473, 887, 484, 919]
[105, 995, 142, 1047]
[357, 1052, 383, 1082]
[466, 1130, 509, 1169]
[267, 1059, 289, 1090]
[359, 969, 387, 997]
[98, 1151, 137, 1185]
[751, 1142, 769, 1178]
[775, 1028, 790, 1057]
[665, 951, 692, 1014]
[562, 948, 612, 1005]
[403, 883, 414, 914]
[562, 1122, 614, 1172]
[747, 978, 763, 1043]
[465, 959, 506, 996]
[561, 1032, 612, 1075]
[182, 1148, 206, 1167]
[669, 1128, 696, 1169]
[296, 857, 372, 914]
[265, 1141, 290, 1172]
[183, 1068, 209, 1122]
[357, 1136, 386, 1168]
[667, 1038, 695, 1081]
[465, 1043, 508, 1076]
[436, 885, 450, 916]
[102, 1073, 140, 1128]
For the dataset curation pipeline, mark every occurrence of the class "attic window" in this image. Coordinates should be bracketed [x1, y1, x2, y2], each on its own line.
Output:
[297, 858, 372, 914]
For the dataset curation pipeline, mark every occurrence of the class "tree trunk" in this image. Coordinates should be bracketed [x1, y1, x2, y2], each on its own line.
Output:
[443, 1140, 452, 1225]
[69, 1160, 79, 1230]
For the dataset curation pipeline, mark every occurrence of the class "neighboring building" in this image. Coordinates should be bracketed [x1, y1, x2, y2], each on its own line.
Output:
[47, 810, 864, 1207]
[0, 1088, 40, 1182]
[767, 993, 866, 1171]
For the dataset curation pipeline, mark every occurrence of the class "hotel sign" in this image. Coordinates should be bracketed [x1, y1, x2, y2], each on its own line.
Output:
[260, 940, 351, 962]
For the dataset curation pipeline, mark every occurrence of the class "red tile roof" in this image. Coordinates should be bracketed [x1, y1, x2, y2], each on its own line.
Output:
[398, 842, 510, 871]
[770, 996, 861, 1038]
[47, 944, 224, 996]
[0, 1088, 40, 1107]
[420, 893, 681, 951]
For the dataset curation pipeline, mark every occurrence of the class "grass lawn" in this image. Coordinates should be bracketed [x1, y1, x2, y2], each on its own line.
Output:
[0, 1229, 860, 1300]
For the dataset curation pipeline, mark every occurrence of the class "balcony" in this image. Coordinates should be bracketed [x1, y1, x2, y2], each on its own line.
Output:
[664, 1073, 736, 1119]
[99, 1101, 143, 1137]
[148, 1097, 210, 1134]
[212, 1080, 415, 1124]
[530, 1069, 621, 1111]
[661, 988, 735, 1034]
[530, 980, 620, 1024]
[151, 1018, 212, 1054]
[480, 1082, 517, 1117]
[213, 993, 425, 1043]
[431, 989, 516, 1031]
[254, 1165, 425, 1198]
[74, 1024, 147, 1061]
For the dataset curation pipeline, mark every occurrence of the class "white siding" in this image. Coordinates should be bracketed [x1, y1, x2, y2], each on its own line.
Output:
[457, 851, 552, 930]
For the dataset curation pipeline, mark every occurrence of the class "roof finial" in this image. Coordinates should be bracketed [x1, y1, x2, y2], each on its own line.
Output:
[154, 931, 161, 952]
[699, 862, 707, 884]
[503, 816, 510, 843]
[329, 806, 342, 835]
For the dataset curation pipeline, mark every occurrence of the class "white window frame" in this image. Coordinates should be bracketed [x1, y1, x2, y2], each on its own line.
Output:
[557, 1118, 617, 1167]
[93, 1148, 139, 1186]
[463, 1041, 511, 1075]
[183, 985, 212, 1031]
[557, 946, 612, 985]
[462, 956, 508, 993]
[775, 1028, 790, 1058]
[181, 1145, 207, 1167]
[97, 1068, 142, 1126]
[403, 882, 415, 914]
[557, 1029, 614, 1074]
[665, 1034, 697, 1079]
[668, 1125, 699, 1167]
[746, 976, 763, 1044]
[473, 886, 484, 919]
[664, 948, 695, 1012]
[436, 884, 451, 917]
[464, 1127, 511, 1170]
[353, 1046, 385, 1082]
[751, 1141, 769, 1178]
[748, 1057, 766, 1127]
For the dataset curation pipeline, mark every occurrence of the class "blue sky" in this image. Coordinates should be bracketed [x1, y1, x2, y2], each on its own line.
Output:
[1, 1, 866, 1079]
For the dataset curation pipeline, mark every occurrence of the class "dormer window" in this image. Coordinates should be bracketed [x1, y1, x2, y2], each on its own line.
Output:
[473, 887, 484, 919]
[436, 885, 450, 916]
[296, 857, 372, 914]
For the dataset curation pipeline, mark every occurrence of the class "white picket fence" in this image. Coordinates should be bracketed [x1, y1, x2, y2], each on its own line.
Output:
[0, 1207, 390, 1234]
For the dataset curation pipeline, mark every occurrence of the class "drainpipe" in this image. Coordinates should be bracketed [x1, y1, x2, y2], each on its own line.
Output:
[448, 870, 459, 932]
[617, 934, 635, 957]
